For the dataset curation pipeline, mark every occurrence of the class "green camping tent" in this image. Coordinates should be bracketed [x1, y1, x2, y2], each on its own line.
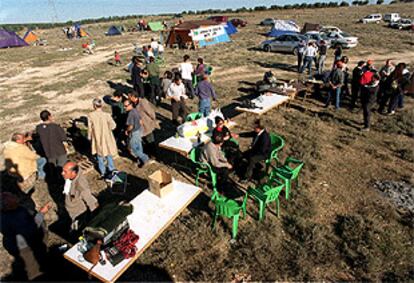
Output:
[148, 22, 164, 32]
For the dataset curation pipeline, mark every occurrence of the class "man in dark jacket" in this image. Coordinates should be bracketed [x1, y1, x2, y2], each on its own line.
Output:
[146, 56, 161, 105]
[131, 56, 145, 97]
[241, 120, 271, 183]
[35, 110, 67, 168]
[360, 74, 380, 131]
[350, 61, 365, 110]
[324, 61, 344, 109]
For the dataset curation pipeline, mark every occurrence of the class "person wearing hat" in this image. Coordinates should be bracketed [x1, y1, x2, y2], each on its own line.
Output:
[195, 73, 217, 117]
[360, 74, 380, 131]
[324, 61, 344, 109]
[131, 56, 145, 97]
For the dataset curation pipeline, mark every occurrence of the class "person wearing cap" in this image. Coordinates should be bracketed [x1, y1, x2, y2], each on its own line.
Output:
[324, 61, 344, 109]
[350, 61, 365, 110]
[317, 40, 327, 75]
[195, 73, 217, 117]
[87, 98, 118, 179]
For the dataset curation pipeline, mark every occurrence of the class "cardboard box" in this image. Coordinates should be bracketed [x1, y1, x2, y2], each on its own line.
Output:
[148, 170, 174, 198]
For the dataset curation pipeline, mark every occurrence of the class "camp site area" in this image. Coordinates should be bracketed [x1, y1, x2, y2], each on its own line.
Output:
[0, 2, 414, 282]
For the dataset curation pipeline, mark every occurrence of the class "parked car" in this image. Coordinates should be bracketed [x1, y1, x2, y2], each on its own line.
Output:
[260, 18, 275, 26]
[207, 16, 228, 23]
[230, 18, 247, 27]
[259, 33, 307, 54]
[384, 13, 401, 23]
[319, 25, 342, 33]
[360, 14, 382, 24]
[303, 31, 331, 48]
[324, 31, 358, 48]
[389, 18, 413, 30]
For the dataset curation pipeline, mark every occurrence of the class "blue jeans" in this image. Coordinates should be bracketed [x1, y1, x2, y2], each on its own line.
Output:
[199, 98, 211, 117]
[37, 157, 47, 179]
[129, 130, 149, 164]
[96, 155, 115, 176]
[325, 87, 342, 109]
[300, 56, 313, 78]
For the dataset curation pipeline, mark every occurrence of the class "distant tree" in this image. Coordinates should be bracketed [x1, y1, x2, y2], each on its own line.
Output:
[313, 2, 323, 8]
[270, 5, 281, 10]
[389, 0, 399, 3]
[254, 6, 267, 11]
[284, 4, 292, 9]
[376, 0, 384, 4]
[360, 0, 369, 5]
[340, 1, 350, 6]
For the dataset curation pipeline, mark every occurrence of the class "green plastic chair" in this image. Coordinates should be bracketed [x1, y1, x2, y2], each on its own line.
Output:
[155, 56, 165, 67]
[265, 133, 285, 174]
[247, 179, 285, 221]
[189, 147, 217, 189]
[211, 190, 248, 239]
[271, 157, 304, 200]
[185, 112, 203, 122]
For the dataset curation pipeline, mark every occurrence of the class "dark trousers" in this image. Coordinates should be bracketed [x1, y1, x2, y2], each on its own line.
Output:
[361, 90, 375, 128]
[134, 82, 145, 98]
[244, 151, 267, 180]
[182, 79, 194, 99]
[297, 53, 303, 72]
[149, 77, 161, 105]
[171, 99, 188, 123]
[350, 83, 360, 108]
[379, 90, 398, 113]
[213, 166, 230, 191]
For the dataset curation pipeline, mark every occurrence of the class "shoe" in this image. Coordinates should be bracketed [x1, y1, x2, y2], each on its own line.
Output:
[361, 127, 370, 132]
[387, 111, 395, 116]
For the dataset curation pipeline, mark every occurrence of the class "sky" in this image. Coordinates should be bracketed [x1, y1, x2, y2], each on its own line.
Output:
[0, 0, 381, 24]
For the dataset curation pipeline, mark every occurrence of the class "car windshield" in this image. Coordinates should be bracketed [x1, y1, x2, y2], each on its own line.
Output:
[340, 32, 350, 37]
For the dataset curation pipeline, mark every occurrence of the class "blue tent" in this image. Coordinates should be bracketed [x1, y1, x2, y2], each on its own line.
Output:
[106, 26, 122, 36]
[224, 21, 238, 36]
[267, 20, 300, 37]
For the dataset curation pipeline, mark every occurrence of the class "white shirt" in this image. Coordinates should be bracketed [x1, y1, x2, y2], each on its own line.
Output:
[158, 44, 164, 53]
[63, 179, 72, 195]
[150, 41, 159, 51]
[179, 62, 193, 80]
[304, 45, 317, 57]
[147, 50, 154, 58]
[167, 82, 187, 101]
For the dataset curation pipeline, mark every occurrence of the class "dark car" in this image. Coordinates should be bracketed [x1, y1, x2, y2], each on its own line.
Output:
[230, 18, 247, 27]
[207, 16, 228, 23]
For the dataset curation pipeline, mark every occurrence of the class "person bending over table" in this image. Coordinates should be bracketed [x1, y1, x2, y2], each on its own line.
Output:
[200, 133, 232, 191]
[212, 116, 241, 166]
[240, 120, 271, 184]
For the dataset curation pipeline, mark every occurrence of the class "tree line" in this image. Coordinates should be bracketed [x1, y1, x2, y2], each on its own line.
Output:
[0, 0, 411, 32]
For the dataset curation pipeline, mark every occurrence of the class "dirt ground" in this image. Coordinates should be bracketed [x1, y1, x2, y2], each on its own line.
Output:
[1, 3, 414, 281]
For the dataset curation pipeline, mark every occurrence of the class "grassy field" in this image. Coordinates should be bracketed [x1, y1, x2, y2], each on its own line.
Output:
[1, 2, 413, 281]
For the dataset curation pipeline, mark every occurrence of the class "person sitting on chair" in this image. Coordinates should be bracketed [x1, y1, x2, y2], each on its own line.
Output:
[240, 119, 271, 184]
[212, 117, 241, 166]
[200, 133, 232, 191]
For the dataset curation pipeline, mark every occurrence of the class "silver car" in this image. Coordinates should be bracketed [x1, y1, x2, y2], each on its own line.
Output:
[260, 34, 307, 54]
[260, 18, 275, 26]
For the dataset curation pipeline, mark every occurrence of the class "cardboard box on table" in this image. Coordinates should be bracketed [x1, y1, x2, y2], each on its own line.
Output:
[148, 170, 174, 198]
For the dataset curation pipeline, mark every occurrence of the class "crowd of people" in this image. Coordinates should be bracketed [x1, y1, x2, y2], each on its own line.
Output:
[297, 41, 412, 131]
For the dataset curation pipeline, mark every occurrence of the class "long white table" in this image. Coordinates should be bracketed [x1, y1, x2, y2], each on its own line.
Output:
[64, 181, 201, 283]
[235, 93, 290, 115]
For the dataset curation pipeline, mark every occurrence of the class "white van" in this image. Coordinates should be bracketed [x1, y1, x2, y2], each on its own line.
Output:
[360, 14, 382, 24]
[384, 13, 401, 22]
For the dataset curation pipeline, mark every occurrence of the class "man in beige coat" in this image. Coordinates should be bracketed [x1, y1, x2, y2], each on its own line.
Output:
[88, 98, 118, 179]
[62, 161, 98, 231]
[3, 133, 39, 193]
[129, 91, 159, 155]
